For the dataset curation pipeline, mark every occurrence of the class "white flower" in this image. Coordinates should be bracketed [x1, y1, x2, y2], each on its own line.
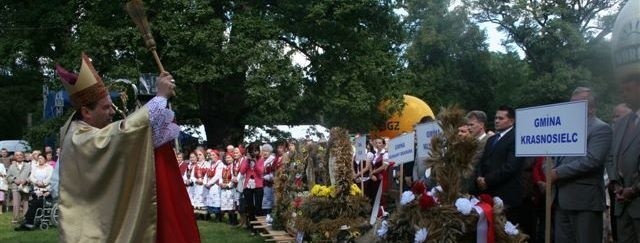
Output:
[504, 221, 519, 236]
[401, 191, 416, 206]
[455, 198, 473, 215]
[428, 185, 442, 196]
[493, 197, 504, 208]
[376, 220, 389, 238]
[414, 227, 428, 243]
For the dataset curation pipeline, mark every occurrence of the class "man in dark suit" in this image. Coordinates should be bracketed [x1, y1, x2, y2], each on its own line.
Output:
[549, 87, 612, 243]
[607, 1, 640, 241]
[609, 96, 640, 242]
[475, 105, 525, 225]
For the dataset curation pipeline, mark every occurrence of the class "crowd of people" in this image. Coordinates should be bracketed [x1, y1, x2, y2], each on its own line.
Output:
[385, 87, 634, 243]
[177, 143, 280, 231]
[167, 86, 620, 243]
[0, 87, 636, 243]
[0, 146, 58, 230]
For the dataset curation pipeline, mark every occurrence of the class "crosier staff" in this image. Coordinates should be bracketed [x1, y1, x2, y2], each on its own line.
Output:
[125, 0, 165, 73]
[125, 0, 180, 151]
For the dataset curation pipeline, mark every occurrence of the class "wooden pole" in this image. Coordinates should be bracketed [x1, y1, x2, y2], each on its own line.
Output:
[151, 49, 165, 73]
[398, 164, 403, 212]
[360, 160, 364, 190]
[545, 156, 552, 243]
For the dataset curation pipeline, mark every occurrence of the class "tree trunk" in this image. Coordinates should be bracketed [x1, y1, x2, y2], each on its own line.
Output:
[195, 2, 253, 148]
[198, 72, 248, 147]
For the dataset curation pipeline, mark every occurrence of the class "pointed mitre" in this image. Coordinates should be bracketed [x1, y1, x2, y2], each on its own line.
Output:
[612, 0, 640, 80]
[56, 53, 108, 108]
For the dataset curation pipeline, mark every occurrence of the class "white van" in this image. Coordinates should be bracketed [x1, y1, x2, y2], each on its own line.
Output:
[0, 140, 31, 153]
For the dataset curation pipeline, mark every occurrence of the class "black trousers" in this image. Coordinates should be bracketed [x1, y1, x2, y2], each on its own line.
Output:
[364, 180, 381, 207]
[243, 188, 263, 230]
[24, 195, 51, 226]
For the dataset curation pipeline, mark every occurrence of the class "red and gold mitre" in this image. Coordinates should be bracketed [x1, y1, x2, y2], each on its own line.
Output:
[56, 53, 108, 108]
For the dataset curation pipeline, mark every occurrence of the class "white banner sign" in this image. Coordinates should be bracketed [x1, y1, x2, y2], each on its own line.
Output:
[415, 121, 442, 159]
[516, 100, 587, 157]
[388, 132, 415, 164]
[354, 135, 367, 161]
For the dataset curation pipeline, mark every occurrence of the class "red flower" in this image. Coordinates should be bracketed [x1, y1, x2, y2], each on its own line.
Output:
[411, 181, 427, 196]
[293, 197, 303, 208]
[419, 194, 436, 210]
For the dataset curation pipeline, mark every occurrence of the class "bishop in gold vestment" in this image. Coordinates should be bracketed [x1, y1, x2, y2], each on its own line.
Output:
[56, 53, 199, 243]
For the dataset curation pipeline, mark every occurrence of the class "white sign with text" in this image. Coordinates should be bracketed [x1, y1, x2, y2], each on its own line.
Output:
[515, 100, 587, 157]
[354, 135, 367, 161]
[388, 132, 415, 164]
[415, 122, 442, 159]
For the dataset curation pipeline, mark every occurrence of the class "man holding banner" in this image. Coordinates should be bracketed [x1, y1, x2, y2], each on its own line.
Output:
[549, 87, 612, 243]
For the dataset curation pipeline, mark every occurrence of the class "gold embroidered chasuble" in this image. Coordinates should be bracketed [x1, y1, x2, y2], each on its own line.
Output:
[58, 107, 157, 243]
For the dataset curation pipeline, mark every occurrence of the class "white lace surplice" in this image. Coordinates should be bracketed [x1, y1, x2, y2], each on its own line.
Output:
[147, 96, 180, 148]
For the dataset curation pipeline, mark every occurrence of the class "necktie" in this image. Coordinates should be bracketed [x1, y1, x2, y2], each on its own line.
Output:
[492, 133, 501, 148]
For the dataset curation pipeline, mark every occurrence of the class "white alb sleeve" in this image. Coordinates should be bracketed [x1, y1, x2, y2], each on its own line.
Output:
[147, 96, 180, 148]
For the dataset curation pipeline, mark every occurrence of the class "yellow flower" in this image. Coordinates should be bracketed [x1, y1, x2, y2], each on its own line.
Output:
[319, 186, 331, 197]
[329, 185, 338, 198]
[350, 184, 362, 196]
[311, 184, 323, 196]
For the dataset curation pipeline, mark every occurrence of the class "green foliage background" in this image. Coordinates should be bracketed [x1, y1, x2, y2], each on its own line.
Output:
[0, 0, 625, 148]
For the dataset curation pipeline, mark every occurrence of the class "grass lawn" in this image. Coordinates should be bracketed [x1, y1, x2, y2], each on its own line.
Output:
[0, 212, 264, 243]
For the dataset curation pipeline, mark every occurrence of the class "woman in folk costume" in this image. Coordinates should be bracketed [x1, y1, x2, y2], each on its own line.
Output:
[261, 144, 276, 215]
[220, 153, 238, 225]
[274, 142, 288, 172]
[232, 147, 248, 222]
[56, 53, 199, 242]
[205, 150, 223, 221]
[192, 149, 208, 208]
[202, 149, 216, 205]
[184, 152, 197, 205]
[365, 138, 389, 208]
